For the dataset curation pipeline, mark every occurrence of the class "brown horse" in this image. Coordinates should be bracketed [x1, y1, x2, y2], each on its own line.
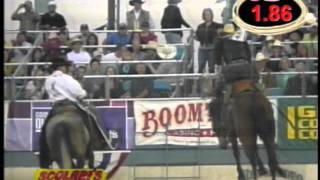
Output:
[210, 80, 286, 180]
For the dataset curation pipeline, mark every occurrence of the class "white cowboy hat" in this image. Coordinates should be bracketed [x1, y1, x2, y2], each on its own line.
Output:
[266, 35, 274, 41]
[93, 49, 103, 57]
[223, 23, 235, 34]
[48, 1, 56, 6]
[231, 28, 247, 42]
[272, 40, 283, 47]
[48, 32, 58, 39]
[69, 38, 82, 46]
[156, 44, 177, 59]
[255, 52, 269, 61]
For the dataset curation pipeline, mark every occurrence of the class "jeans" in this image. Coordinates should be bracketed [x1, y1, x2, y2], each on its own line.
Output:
[165, 32, 182, 44]
[198, 46, 215, 73]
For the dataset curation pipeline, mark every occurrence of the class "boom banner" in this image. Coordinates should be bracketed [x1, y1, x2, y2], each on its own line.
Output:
[134, 99, 219, 146]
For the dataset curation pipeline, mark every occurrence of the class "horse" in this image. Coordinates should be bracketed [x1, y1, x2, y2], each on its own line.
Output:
[39, 103, 109, 169]
[209, 79, 286, 180]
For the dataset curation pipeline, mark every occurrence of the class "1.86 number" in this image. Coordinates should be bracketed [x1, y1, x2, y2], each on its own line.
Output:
[252, 5, 293, 22]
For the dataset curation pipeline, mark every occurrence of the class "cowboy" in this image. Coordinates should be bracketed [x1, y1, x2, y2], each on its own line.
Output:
[39, 58, 112, 168]
[126, 0, 155, 30]
[212, 23, 259, 147]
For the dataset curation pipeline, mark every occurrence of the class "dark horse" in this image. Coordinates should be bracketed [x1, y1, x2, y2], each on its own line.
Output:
[210, 79, 286, 180]
[39, 103, 109, 169]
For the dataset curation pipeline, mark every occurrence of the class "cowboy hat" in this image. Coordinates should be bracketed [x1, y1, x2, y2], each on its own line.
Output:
[223, 23, 236, 34]
[48, 1, 56, 6]
[69, 38, 82, 46]
[266, 35, 274, 41]
[143, 41, 158, 50]
[255, 52, 269, 61]
[156, 44, 177, 59]
[93, 49, 103, 57]
[272, 40, 283, 47]
[231, 28, 247, 42]
[48, 32, 58, 39]
[129, 0, 144, 6]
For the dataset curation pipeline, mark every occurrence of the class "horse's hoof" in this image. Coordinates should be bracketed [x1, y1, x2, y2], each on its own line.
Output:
[258, 168, 268, 176]
[276, 167, 286, 177]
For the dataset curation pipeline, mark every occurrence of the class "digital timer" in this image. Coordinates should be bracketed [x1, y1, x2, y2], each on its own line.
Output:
[233, 0, 310, 35]
[251, 5, 292, 22]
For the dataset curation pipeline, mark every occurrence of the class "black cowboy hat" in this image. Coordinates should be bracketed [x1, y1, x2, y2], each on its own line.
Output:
[129, 0, 145, 6]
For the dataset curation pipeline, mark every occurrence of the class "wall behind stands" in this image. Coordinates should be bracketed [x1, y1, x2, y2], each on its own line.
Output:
[5, 0, 224, 33]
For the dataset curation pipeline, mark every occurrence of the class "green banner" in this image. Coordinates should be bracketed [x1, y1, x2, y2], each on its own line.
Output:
[277, 98, 318, 149]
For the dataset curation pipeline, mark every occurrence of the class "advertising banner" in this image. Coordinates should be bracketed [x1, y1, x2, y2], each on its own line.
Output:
[134, 99, 219, 146]
[277, 98, 318, 149]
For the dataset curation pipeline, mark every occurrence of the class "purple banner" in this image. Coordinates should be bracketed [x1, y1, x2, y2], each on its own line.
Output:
[5, 100, 134, 151]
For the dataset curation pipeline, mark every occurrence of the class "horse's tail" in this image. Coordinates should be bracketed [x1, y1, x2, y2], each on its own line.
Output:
[55, 122, 73, 169]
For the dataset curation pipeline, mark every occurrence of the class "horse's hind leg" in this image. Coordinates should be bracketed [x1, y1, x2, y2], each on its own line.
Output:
[256, 151, 268, 176]
[57, 138, 73, 169]
[230, 134, 246, 180]
[240, 135, 258, 180]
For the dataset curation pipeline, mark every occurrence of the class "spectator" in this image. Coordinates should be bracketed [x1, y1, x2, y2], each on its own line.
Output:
[254, 52, 276, 89]
[295, 43, 316, 71]
[95, 66, 126, 99]
[140, 21, 157, 44]
[57, 28, 71, 55]
[4, 42, 16, 76]
[303, 26, 318, 57]
[29, 48, 46, 76]
[42, 32, 62, 61]
[11, 1, 40, 42]
[119, 48, 135, 75]
[74, 66, 87, 88]
[40, 1, 67, 30]
[104, 23, 130, 46]
[86, 33, 99, 57]
[84, 59, 104, 98]
[12, 31, 32, 78]
[101, 44, 127, 70]
[130, 34, 146, 60]
[284, 61, 317, 95]
[276, 57, 295, 89]
[129, 63, 153, 98]
[127, 0, 155, 30]
[266, 40, 287, 72]
[78, 24, 92, 44]
[87, 58, 103, 75]
[24, 68, 47, 100]
[196, 8, 222, 73]
[67, 38, 91, 68]
[161, 0, 191, 44]
[261, 35, 275, 57]
[92, 49, 103, 61]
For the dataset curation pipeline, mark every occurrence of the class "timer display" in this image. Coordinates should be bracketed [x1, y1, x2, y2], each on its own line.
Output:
[238, 0, 302, 27]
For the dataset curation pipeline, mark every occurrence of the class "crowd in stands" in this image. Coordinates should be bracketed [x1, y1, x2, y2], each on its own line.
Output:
[4, 0, 318, 100]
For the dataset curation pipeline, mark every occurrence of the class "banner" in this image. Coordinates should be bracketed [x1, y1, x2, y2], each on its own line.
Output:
[134, 99, 219, 146]
[277, 98, 318, 149]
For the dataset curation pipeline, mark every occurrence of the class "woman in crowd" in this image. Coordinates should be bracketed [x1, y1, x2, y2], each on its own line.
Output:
[129, 63, 153, 98]
[95, 66, 125, 99]
[86, 33, 99, 57]
[195, 8, 222, 73]
[23, 68, 47, 100]
[29, 48, 46, 76]
[140, 21, 157, 44]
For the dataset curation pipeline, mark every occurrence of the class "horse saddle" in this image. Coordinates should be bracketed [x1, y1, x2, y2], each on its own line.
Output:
[232, 80, 256, 96]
